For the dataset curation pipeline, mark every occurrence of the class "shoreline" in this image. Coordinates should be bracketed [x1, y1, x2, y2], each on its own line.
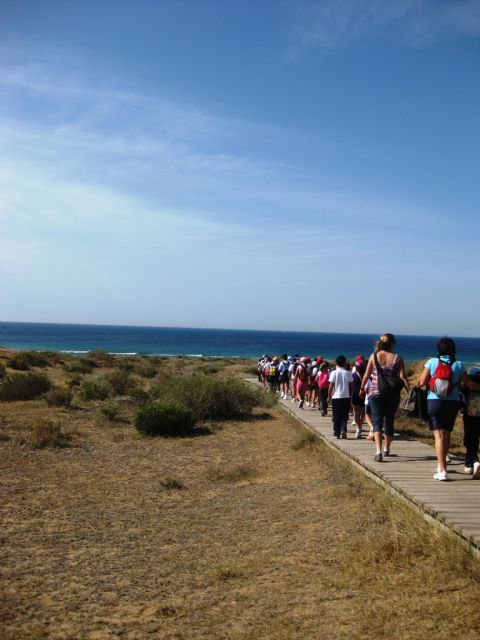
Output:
[0, 346, 478, 367]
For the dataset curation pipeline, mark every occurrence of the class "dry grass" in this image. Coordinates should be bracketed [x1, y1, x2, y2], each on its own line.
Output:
[1, 352, 480, 639]
[30, 418, 69, 449]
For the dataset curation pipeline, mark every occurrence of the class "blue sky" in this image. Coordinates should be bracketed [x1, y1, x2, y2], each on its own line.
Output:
[0, 0, 479, 336]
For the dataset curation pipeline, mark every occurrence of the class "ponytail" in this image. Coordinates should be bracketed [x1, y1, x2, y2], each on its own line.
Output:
[375, 333, 396, 353]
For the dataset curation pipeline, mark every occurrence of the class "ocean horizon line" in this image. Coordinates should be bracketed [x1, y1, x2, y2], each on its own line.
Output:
[1, 320, 479, 341]
[1, 321, 480, 364]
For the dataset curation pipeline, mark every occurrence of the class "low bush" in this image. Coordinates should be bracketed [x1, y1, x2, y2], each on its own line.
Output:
[44, 386, 73, 408]
[79, 379, 111, 401]
[105, 369, 133, 396]
[207, 464, 257, 483]
[117, 359, 135, 373]
[64, 358, 94, 374]
[9, 351, 49, 370]
[0, 372, 52, 401]
[0, 362, 6, 380]
[101, 404, 121, 421]
[87, 349, 114, 367]
[159, 476, 184, 489]
[292, 431, 318, 451]
[67, 374, 83, 388]
[128, 387, 150, 406]
[134, 360, 158, 378]
[134, 402, 196, 436]
[151, 374, 271, 421]
[31, 419, 69, 448]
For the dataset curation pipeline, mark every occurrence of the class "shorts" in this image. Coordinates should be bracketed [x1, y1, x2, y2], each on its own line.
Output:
[427, 399, 460, 432]
[369, 394, 399, 437]
[351, 393, 363, 406]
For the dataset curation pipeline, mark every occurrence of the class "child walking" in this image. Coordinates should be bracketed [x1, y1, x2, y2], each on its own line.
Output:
[328, 355, 353, 439]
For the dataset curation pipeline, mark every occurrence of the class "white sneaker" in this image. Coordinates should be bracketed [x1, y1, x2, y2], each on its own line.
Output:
[473, 462, 480, 479]
[446, 454, 452, 463]
[355, 430, 362, 439]
[433, 471, 448, 481]
[464, 466, 473, 475]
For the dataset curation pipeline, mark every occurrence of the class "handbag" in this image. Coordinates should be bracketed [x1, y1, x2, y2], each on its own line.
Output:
[402, 387, 417, 413]
[374, 353, 404, 397]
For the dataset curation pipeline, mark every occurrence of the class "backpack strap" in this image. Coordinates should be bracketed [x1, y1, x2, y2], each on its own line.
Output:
[373, 352, 388, 386]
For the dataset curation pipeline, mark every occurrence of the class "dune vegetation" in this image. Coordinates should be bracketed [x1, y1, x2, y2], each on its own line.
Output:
[1, 349, 479, 639]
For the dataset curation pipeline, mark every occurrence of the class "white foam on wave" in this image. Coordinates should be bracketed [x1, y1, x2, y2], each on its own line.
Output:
[110, 352, 138, 356]
[60, 350, 89, 354]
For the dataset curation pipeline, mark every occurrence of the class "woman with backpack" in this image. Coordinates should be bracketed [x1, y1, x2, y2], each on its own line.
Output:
[361, 333, 410, 462]
[418, 337, 467, 481]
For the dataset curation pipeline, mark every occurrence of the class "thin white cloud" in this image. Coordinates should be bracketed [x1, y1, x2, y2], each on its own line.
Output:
[296, 0, 480, 49]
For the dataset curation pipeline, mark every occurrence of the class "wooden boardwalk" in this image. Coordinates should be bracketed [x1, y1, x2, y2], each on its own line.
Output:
[251, 381, 480, 553]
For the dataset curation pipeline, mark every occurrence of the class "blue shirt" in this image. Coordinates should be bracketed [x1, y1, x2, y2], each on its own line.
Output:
[425, 357, 464, 401]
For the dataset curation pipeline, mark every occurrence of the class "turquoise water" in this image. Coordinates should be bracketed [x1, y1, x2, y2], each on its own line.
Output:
[1, 321, 480, 364]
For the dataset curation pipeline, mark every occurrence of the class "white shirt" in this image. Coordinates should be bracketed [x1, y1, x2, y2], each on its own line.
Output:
[329, 368, 353, 399]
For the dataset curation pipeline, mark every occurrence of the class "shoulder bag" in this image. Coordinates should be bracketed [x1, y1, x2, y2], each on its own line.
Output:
[374, 353, 405, 398]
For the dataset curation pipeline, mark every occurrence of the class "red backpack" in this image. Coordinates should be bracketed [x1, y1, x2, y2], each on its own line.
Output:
[429, 359, 455, 398]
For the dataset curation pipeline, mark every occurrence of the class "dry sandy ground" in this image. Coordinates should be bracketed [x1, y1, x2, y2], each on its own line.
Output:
[1, 359, 480, 639]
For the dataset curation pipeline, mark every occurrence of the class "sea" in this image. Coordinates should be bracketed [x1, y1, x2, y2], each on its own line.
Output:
[1, 321, 480, 365]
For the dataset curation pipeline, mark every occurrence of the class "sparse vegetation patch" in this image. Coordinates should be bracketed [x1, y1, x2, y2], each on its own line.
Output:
[0, 372, 52, 401]
[30, 418, 69, 449]
[44, 386, 73, 408]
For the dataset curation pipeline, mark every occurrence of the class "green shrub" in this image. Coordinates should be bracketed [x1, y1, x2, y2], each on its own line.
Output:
[105, 369, 133, 395]
[87, 349, 114, 367]
[101, 404, 121, 421]
[67, 374, 83, 388]
[128, 387, 150, 406]
[134, 402, 195, 436]
[0, 363, 6, 380]
[117, 359, 135, 373]
[151, 374, 269, 421]
[79, 379, 110, 401]
[0, 372, 52, 401]
[64, 358, 94, 374]
[44, 386, 73, 408]
[9, 351, 48, 370]
[134, 360, 158, 378]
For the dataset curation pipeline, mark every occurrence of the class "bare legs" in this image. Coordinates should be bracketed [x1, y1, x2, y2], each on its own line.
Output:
[434, 429, 451, 473]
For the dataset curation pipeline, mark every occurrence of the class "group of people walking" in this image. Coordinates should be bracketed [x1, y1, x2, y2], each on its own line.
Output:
[257, 333, 480, 482]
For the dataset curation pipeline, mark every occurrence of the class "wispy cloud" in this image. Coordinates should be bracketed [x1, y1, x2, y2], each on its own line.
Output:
[2, 45, 474, 331]
[296, 0, 480, 49]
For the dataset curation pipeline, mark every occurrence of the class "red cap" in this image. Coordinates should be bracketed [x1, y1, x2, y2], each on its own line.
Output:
[355, 354, 364, 361]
